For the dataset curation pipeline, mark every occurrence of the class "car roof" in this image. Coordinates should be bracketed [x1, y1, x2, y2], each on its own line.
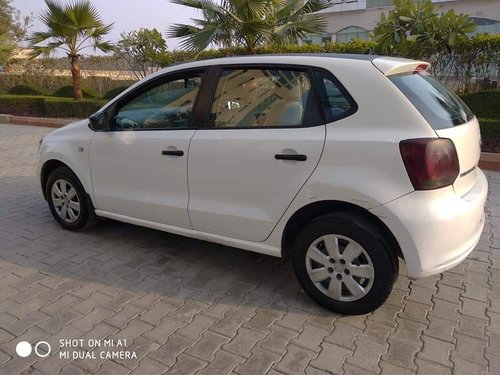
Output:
[101, 53, 425, 111]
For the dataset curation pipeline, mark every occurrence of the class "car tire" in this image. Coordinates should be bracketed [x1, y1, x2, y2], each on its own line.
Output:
[46, 166, 95, 231]
[292, 212, 398, 315]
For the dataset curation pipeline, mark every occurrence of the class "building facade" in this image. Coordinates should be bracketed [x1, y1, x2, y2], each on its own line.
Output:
[307, 0, 500, 44]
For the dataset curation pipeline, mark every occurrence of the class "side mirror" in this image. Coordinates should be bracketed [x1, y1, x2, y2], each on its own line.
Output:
[89, 111, 109, 132]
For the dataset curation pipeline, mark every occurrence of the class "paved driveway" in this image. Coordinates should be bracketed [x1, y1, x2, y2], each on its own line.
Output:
[1, 123, 499, 375]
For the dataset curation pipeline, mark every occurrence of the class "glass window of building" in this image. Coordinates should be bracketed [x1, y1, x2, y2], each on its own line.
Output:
[336, 26, 369, 42]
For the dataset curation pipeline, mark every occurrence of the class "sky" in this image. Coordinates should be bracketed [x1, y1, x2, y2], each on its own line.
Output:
[11, 0, 198, 51]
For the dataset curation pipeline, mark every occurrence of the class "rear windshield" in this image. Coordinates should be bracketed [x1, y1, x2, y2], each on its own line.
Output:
[390, 73, 474, 130]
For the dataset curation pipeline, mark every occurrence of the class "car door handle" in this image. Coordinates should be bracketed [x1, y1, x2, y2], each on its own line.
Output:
[275, 153, 307, 161]
[162, 150, 184, 156]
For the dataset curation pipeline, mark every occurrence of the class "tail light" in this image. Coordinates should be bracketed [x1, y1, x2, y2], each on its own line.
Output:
[399, 138, 459, 190]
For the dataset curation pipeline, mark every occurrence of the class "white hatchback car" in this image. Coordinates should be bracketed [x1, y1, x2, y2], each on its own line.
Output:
[38, 54, 487, 314]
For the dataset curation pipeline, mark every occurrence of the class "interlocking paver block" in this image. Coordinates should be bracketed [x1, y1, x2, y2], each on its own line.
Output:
[235, 346, 282, 375]
[70, 306, 114, 332]
[275, 344, 317, 374]
[453, 332, 488, 365]
[455, 314, 488, 339]
[186, 330, 230, 361]
[142, 316, 184, 344]
[222, 327, 266, 358]
[167, 353, 207, 374]
[148, 332, 195, 367]
[176, 313, 216, 341]
[197, 349, 244, 375]
[261, 324, 299, 355]
[276, 310, 309, 332]
[379, 360, 415, 375]
[290, 323, 331, 353]
[417, 335, 453, 367]
[40, 293, 82, 317]
[383, 338, 420, 371]
[4, 310, 51, 335]
[169, 299, 208, 323]
[37, 308, 83, 333]
[451, 355, 488, 375]
[407, 284, 435, 306]
[103, 304, 145, 329]
[368, 304, 402, 328]
[127, 357, 165, 375]
[310, 342, 351, 374]
[210, 306, 255, 338]
[414, 359, 451, 375]
[243, 308, 283, 334]
[139, 301, 177, 325]
[72, 292, 111, 315]
[459, 297, 488, 320]
[346, 337, 388, 373]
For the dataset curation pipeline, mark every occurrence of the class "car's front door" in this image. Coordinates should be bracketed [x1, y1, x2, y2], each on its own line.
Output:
[187, 66, 326, 242]
[90, 69, 205, 228]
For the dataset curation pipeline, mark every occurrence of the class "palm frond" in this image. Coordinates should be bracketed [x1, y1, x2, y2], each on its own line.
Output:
[29, 0, 113, 56]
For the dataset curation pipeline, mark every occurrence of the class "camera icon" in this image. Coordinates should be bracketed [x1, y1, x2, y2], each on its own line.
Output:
[16, 341, 51, 358]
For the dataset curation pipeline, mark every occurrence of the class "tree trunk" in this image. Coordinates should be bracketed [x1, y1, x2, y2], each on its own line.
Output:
[70, 55, 83, 100]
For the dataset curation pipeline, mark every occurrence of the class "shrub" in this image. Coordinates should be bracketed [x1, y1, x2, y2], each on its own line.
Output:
[0, 95, 46, 116]
[480, 118, 500, 138]
[460, 89, 500, 120]
[0, 95, 105, 118]
[7, 85, 45, 96]
[479, 118, 500, 153]
[44, 98, 105, 118]
[104, 86, 129, 100]
[52, 86, 98, 99]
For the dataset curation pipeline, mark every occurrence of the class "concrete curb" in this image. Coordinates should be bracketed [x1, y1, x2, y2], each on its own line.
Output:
[2, 114, 500, 171]
[1, 114, 78, 128]
[479, 152, 500, 172]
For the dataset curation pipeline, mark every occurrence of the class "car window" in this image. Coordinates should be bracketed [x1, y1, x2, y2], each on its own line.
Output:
[315, 71, 354, 123]
[390, 73, 474, 130]
[113, 74, 203, 130]
[210, 68, 318, 128]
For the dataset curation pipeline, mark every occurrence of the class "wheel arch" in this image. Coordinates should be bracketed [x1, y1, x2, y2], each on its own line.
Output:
[41, 160, 93, 209]
[41, 160, 72, 200]
[281, 200, 403, 260]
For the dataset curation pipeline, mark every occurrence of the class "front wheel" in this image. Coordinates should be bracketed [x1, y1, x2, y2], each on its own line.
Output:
[46, 166, 95, 230]
[292, 212, 398, 315]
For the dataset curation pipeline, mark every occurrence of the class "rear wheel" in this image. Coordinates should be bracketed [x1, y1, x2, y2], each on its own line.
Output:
[46, 166, 95, 230]
[292, 212, 398, 315]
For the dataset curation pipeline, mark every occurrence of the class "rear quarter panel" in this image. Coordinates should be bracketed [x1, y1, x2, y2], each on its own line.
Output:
[265, 59, 437, 248]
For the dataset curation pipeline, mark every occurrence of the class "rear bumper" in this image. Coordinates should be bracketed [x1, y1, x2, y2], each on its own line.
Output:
[370, 168, 488, 278]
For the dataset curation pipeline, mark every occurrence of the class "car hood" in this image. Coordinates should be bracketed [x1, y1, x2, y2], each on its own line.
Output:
[45, 118, 90, 138]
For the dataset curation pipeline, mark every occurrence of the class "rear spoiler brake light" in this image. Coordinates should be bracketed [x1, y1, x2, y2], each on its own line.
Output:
[371, 57, 430, 76]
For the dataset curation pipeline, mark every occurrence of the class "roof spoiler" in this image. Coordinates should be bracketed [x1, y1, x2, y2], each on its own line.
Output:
[372, 57, 430, 76]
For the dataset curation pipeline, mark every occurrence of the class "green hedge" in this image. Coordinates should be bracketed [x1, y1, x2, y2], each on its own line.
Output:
[104, 86, 129, 100]
[479, 118, 500, 153]
[0, 95, 105, 118]
[0, 74, 135, 98]
[52, 85, 98, 99]
[460, 89, 500, 120]
[0, 95, 46, 116]
[44, 97, 104, 118]
[480, 118, 500, 138]
[8, 85, 46, 96]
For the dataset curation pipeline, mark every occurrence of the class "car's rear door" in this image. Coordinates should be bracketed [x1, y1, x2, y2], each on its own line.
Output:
[187, 65, 326, 242]
[89, 69, 206, 228]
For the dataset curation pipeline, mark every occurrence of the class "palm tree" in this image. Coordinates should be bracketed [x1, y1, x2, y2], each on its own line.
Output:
[0, 31, 14, 65]
[168, 0, 329, 54]
[28, 0, 113, 100]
